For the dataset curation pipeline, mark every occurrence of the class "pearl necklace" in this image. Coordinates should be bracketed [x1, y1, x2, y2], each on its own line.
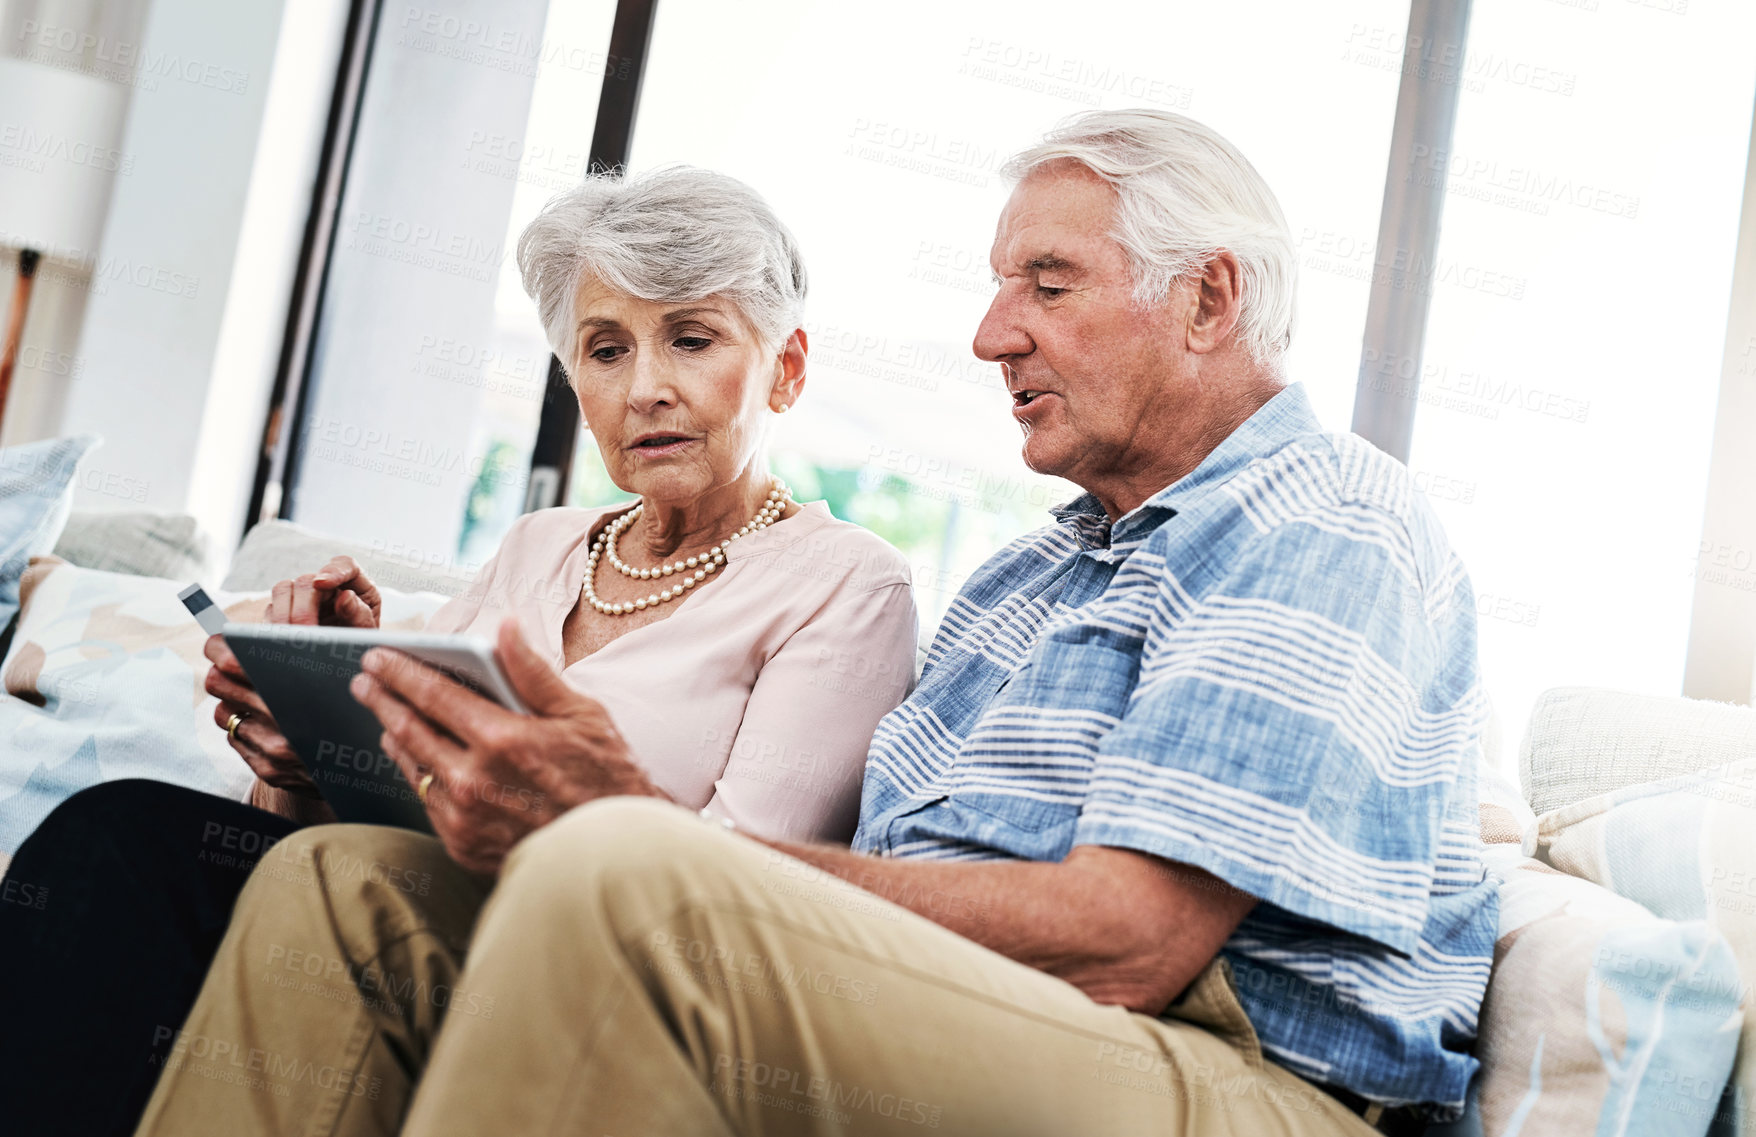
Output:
[582, 479, 793, 616]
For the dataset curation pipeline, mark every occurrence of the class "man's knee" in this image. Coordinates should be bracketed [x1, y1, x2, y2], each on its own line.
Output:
[502, 797, 730, 910]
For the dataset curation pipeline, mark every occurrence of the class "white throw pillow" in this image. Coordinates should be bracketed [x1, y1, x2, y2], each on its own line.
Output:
[0, 559, 449, 873]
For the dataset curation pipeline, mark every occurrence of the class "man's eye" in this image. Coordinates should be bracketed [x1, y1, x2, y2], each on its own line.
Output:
[1037, 285, 1067, 298]
[675, 336, 711, 351]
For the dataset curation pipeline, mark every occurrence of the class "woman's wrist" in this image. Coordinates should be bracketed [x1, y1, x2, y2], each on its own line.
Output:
[252, 778, 336, 825]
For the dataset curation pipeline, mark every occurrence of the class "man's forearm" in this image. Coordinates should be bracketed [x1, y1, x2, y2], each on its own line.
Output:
[761, 837, 1253, 1014]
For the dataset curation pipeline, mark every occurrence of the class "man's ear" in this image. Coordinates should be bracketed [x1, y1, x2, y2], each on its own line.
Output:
[1187, 250, 1243, 355]
[771, 328, 808, 411]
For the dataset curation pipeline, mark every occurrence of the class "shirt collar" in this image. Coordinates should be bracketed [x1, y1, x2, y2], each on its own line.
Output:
[1050, 382, 1321, 548]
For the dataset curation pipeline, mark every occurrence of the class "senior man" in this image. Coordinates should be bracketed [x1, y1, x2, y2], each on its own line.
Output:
[138, 109, 1493, 1137]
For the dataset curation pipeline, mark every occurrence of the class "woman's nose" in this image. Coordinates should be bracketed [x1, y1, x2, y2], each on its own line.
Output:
[626, 353, 677, 412]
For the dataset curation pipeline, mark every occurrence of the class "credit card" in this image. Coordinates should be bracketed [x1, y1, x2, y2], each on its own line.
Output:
[177, 583, 228, 635]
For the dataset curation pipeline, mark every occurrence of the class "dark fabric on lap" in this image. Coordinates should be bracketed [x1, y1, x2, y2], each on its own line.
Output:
[0, 779, 299, 1137]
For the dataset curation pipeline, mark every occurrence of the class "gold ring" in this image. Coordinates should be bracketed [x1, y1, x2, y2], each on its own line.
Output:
[416, 772, 435, 803]
[225, 712, 245, 740]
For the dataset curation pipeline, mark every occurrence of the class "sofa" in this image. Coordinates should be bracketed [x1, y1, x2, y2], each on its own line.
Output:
[5, 499, 1754, 1137]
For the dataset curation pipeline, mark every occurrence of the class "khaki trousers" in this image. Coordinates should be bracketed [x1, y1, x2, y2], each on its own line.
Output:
[135, 797, 1379, 1137]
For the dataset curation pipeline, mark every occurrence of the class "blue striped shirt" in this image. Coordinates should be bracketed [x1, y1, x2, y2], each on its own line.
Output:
[853, 383, 1496, 1116]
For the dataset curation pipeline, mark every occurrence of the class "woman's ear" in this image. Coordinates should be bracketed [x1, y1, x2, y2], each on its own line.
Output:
[771, 328, 808, 412]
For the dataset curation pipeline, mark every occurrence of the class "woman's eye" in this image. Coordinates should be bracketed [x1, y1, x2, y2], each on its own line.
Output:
[589, 345, 626, 362]
[675, 335, 711, 351]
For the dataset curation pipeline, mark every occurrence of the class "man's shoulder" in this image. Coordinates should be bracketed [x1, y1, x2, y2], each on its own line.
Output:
[1214, 428, 1457, 572]
[961, 520, 1087, 586]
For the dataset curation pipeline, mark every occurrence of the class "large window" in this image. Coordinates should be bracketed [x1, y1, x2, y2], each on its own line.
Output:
[286, 0, 616, 573]
[275, 0, 1756, 739]
[1408, 0, 1756, 732]
[587, 0, 1410, 629]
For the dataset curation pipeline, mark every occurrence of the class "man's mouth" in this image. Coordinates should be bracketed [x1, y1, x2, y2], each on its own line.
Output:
[1011, 390, 1050, 407]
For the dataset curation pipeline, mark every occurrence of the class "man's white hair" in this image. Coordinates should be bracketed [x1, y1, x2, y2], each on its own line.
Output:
[1001, 109, 1297, 366]
[516, 165, 808, 370]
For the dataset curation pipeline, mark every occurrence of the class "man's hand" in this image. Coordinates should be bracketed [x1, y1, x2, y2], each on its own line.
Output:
[350, 619, 664, 875]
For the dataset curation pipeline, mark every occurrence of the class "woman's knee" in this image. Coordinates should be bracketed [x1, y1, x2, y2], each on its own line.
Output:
[25, 779, 215, 842]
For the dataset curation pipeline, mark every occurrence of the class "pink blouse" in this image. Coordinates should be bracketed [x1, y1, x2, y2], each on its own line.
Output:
[426, 500, 918, 843]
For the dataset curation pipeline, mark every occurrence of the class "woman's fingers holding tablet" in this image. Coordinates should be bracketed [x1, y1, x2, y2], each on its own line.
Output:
[288, 574, 324, 626]
[204, 660, 272, 719]
[213, 697, 315, 794]
[268, 579, 293, 624]
[203, 632, 250, 683]
[313, 556, 383, 627]
[332, 589, 377, 629]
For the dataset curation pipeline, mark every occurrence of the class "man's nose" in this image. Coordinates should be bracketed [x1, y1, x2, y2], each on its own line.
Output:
[972, 292, 1031, 364]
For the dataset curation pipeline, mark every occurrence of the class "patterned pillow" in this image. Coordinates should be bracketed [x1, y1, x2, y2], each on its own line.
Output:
[0, 559, 449, 872]
[1471, 843, 1743, 1136]
[1540, 759, 1756, 1137]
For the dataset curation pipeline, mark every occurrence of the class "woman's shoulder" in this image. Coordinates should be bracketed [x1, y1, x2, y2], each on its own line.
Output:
[478, 502, 625, 573]
[758, 501, 913, 593]
[497, 502, 625, 547]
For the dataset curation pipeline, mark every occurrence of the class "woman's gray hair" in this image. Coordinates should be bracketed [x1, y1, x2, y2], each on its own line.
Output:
[1001, 109, 1297, 367]
[516, 166, 808, 369]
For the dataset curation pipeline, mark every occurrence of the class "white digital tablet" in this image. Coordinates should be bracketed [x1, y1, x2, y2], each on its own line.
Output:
[218, 622, 528, 833]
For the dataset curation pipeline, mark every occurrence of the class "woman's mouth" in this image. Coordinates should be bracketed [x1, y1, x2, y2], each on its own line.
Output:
[629, 435, 696, 457]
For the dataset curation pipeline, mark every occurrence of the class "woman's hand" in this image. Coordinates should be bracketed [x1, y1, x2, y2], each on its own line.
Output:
[203, 553, 378, 821]
[271, 555, 382, 629]
[350, 619, 665, 875]
[204, 633, 326, 805]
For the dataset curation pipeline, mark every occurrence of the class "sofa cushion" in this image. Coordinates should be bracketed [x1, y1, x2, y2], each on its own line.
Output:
[1540, 758, 1756, 1137]
[1472, 843, 1742, 1136]
[222, 518, 476, 598]
[1520, 688, 1756, 816]
[0, 435, 99, 631]
[0, 559, 449, 874]
[52, 509, 211, 581]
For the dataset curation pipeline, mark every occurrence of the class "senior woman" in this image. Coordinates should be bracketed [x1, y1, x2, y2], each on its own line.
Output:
[0, 167, 917, 1137]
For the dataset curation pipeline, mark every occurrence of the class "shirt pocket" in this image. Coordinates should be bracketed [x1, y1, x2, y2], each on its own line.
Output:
[946, 637, 1139, 834]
